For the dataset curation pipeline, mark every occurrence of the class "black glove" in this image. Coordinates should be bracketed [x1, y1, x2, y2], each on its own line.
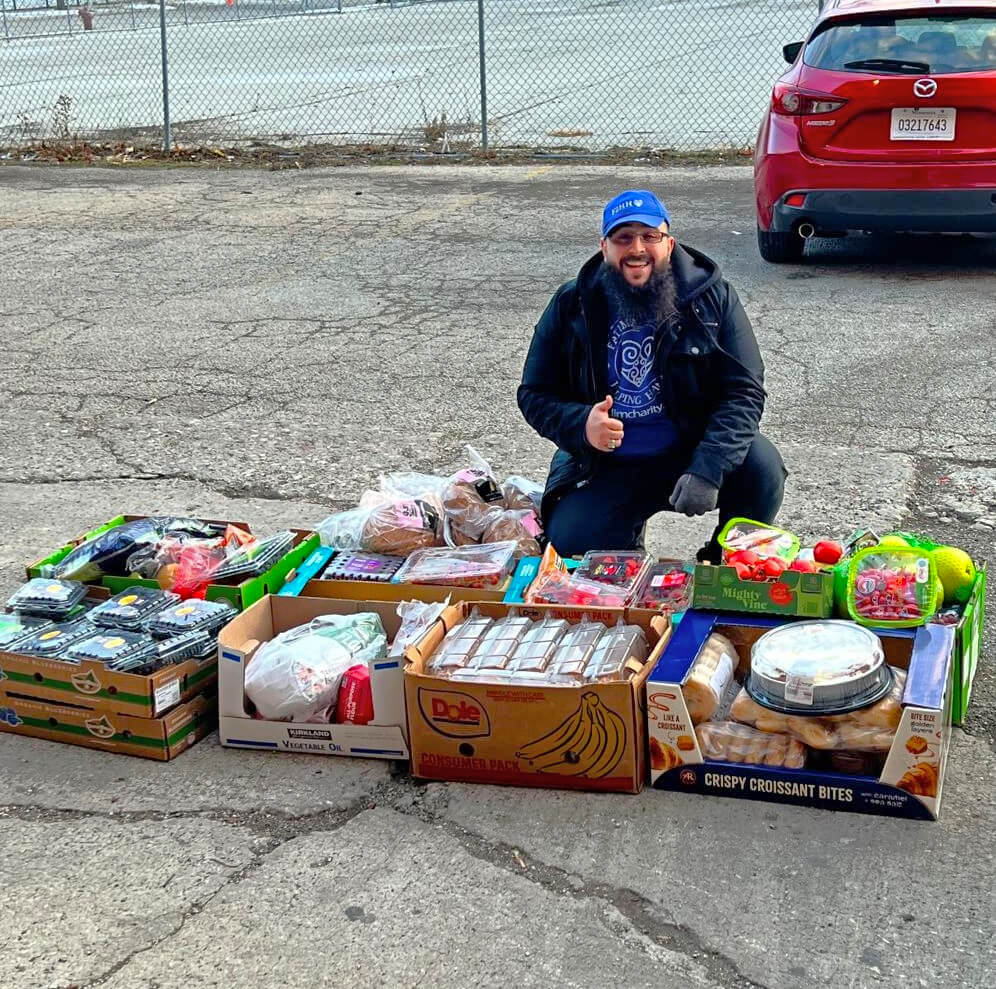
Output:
[668, 473, 719, 517]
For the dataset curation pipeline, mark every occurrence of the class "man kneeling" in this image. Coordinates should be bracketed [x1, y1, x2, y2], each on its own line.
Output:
[517, 189, 787, 562]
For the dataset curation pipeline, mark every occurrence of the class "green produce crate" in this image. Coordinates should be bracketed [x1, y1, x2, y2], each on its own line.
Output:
[27, 515, 319, 611]
[952, 568, 986, 725]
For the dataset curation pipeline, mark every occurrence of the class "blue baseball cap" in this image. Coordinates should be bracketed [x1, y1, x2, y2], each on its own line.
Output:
[601, 190, 671, 238]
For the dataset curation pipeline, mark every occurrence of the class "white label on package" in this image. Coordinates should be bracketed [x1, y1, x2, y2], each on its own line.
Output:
[154, 679, 182, 715]
[784, 675, 814, 706]
[915, 558, 930, 584]
[709, 653, 735, 699]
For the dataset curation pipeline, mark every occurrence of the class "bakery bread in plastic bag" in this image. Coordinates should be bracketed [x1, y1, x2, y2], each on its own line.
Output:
[683, 632, 738, 724]
[501, 475, 543, 514]
[695, 721, 806, 769]
[729, 666, 907, 752]
[481, 509, 542, 559]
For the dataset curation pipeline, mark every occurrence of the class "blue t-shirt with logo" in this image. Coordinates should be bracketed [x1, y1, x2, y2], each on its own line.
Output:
[606, 311, 678, 457]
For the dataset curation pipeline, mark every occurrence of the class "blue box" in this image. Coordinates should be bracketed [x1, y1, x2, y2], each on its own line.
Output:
[646, 611, 955, 821]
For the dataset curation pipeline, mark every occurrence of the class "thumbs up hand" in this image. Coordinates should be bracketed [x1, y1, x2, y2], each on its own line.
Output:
[585, 395, 624, 453]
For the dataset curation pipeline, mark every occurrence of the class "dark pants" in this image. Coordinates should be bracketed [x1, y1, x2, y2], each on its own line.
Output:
[544, 434, 787, 562]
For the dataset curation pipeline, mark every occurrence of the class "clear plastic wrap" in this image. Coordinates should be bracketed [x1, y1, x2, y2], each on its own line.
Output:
[683, 632, 739, 724]
[501, 475, 544, 514]
[393, 541, 517, 589]
[468, 616, 533, 670]
[317, 499, 442, 555]
[442, 446, 507, 544]
[695, 721, 807, 769]
[427, 612, 494, 672]
[730, 666, 907, 752]
[718, 517, 800, 563]
[547, 620, 607, 681]
[507, 616, 570, 673]
[375, 471, 449, 517]
[388, 599, 450, 659]
[525, 569, 629, 608]
[480, 509, 542, 559]
[583, 623, 648, 682]
[244, 612, 387, 722]
[49, 517, 225, 582]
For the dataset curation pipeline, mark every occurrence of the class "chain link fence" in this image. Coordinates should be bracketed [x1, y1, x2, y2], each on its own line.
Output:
[1, 0, 817, 153]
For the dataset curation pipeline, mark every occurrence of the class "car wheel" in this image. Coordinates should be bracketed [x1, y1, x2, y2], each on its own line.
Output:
[757, 225, 805, 263]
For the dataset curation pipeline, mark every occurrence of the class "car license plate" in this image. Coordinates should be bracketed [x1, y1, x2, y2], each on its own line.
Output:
[890, 107, 956, 141]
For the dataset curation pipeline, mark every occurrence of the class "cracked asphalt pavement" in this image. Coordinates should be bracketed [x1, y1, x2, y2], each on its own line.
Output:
[0, 163, 994, 989]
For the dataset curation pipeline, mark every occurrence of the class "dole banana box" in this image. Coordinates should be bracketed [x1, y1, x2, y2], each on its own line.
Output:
[403, 602, 671, 794]
[0, 688, 214, 761]
[217, 595, 409, 760]
[646, 611, 955, 821]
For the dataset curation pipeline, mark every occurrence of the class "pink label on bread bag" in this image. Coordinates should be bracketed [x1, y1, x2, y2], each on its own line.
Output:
[455, 468, 486, 484]
[394, 500, 427, 530]
[521, 512, 542, 538]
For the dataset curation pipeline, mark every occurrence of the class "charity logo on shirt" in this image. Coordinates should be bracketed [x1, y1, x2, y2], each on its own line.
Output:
[607, 316, 664, 420]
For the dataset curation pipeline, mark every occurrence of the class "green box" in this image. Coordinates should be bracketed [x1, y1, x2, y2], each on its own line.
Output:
[952, 568, 986, 725]
[691, 564, 834, 618]
[27, 515, 319, 611]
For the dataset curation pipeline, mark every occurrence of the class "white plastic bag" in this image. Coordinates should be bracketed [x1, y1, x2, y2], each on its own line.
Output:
[244, 613, 387, 721]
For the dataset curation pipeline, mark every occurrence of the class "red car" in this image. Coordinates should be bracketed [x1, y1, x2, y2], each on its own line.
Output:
[754, 0, 996, 261]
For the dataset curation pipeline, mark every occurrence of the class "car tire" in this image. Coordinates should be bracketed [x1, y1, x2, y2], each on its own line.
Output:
[757, 225, 805, 263]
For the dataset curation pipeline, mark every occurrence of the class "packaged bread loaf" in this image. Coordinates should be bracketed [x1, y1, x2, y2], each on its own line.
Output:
[481, 508, 542, 559]
[501, 475, 543, 514]
[361, 499, 442, 555]
[730, 666, 907, 752]
[695, 721, 806, 769]
[683, 632, 738, 724]
[442, 452, 506, 543]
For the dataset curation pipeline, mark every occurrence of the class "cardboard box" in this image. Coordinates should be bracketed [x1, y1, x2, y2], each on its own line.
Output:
[403, 601, 671, 793]
[692, 564, 834, 618]
[217, 595, 409, 760]
[646, 611, 955, 820]
[0, 688, 214, 761]
[951, 567, 987, 725]
[0, 645, 216, 718]
[27, 515, 320, 610]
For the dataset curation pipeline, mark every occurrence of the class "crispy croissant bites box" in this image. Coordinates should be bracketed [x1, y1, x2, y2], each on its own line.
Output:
[646, 611, 956, 821]
[403, 601, 670, 794]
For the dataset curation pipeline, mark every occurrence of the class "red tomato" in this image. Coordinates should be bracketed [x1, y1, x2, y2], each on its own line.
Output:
[813, 540, 843, 565]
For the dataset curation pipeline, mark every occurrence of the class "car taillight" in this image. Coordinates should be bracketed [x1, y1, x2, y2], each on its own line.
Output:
[772, 83, 846, 116]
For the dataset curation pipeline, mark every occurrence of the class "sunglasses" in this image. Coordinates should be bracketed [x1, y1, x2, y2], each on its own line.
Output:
[607, 228, 670, 247]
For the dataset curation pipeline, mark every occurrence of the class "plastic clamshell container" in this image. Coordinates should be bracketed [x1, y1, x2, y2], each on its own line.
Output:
[747, 620, 891, 715]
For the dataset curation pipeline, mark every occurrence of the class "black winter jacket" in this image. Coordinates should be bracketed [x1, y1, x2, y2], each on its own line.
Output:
[517, 245, 766, 522]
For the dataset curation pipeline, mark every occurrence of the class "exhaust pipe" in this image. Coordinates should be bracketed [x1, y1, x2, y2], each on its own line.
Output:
[797, 222, 816, 240]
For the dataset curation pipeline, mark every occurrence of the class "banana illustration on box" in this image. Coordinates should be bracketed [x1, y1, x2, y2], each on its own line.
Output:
[516, 691, 626, 778]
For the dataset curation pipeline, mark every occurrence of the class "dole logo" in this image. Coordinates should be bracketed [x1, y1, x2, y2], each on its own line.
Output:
[418, 688, 491, 739]
[71, 669, 102, 694]
[84, 715, 116, 739]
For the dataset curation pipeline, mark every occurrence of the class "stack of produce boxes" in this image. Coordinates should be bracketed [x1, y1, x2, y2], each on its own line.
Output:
[0, 514, 318, 759]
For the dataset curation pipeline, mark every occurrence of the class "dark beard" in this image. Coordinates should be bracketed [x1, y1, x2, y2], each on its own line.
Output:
[597, 259, 678, 328]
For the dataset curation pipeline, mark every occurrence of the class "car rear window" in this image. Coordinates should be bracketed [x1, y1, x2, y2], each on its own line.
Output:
[804, 14, 996, 74]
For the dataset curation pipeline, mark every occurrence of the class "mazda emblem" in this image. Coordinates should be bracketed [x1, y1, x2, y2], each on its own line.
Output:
[914, 78, 937, 98]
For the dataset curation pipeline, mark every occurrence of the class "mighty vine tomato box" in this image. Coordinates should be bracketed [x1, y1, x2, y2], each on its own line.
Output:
[691, 563, 834, 618]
